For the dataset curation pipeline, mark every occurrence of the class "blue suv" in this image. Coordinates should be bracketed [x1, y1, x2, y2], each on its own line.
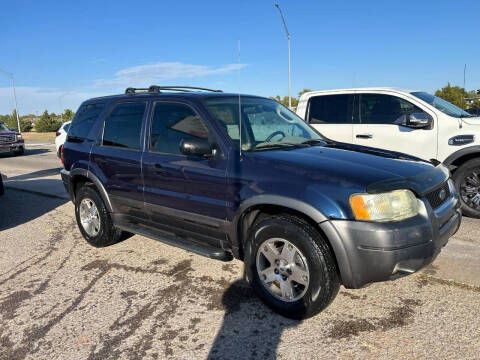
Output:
[61, 86, 461, 319]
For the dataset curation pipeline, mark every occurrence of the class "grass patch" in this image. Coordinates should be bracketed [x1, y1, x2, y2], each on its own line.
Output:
[21, 132, 56, 143]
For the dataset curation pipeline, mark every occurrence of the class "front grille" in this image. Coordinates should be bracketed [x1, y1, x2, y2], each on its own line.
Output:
[425, 182, 451, 209]
[0, 135, 15, 143]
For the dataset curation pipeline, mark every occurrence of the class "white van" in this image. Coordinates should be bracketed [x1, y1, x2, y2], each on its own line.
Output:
[297, 88, 480, 218]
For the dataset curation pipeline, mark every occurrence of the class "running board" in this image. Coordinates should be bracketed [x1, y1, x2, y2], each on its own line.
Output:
[116, 223, 233, 262]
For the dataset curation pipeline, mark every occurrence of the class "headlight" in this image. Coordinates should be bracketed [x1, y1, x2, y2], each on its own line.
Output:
[350, 189, 419, 222]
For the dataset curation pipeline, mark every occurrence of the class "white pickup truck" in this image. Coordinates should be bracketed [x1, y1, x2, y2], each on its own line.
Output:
[297, 88, 480, 218]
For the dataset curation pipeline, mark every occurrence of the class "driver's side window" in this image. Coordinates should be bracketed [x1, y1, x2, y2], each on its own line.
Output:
[360, 94, 424, 125]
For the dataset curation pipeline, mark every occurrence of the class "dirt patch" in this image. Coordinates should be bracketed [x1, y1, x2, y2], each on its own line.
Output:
[416, 274, 480, 292]
[340, 291, 361, 300]
[328, 298, 422, 339]
[0, 290, 32, 320]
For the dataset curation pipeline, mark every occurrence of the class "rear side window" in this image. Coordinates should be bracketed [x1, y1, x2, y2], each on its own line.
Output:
[103, 102, 146, 150]
[63, 123, 71, 132]
[360, 94, 423, 125]
[150, 102, 209, 154]
[308, 95, 353, 124]
[69, 103, 104, 140]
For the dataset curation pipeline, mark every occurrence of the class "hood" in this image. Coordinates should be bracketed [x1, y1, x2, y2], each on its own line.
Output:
[0, 131, 17, 136]
[463, 116, 480, 125]
[248, 142, 445, 195]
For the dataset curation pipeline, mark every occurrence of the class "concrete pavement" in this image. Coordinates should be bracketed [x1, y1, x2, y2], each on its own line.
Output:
[0, 143, 68, 199]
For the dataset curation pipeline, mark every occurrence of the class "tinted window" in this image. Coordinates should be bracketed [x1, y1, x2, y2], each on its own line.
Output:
[308, 95, 353, 124]
[63, 123, 71, 132]
[360, 94, 423, 125]
[69, 103, 104, 140]
[103, 102, 146, 149]
[150, 102, 209, 154]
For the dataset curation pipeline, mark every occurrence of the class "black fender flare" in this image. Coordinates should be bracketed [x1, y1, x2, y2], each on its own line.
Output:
[443, 146, 480, 167]
[70, 168, 114, 213]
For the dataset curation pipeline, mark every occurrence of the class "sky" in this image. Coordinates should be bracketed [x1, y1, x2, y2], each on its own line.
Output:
[0, 0, 479, 115]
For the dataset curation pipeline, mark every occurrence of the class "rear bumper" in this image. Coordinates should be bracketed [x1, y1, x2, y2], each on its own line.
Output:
[60, 169, 73, 201]
[320, 188, 461, 289]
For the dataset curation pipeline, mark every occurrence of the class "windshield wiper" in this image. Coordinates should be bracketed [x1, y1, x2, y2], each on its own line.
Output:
[249, 143, 303, 151]
[300, 139, 327, 146]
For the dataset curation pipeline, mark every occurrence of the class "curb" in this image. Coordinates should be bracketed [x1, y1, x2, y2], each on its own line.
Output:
[4, 184, 70, 201]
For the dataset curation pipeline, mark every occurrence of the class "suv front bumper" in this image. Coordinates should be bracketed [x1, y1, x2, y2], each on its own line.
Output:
[320, 188, 461, 289]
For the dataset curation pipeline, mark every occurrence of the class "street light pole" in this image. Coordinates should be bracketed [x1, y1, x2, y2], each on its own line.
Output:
[275, 3, 291, 109]
[0, 68, 21, 133]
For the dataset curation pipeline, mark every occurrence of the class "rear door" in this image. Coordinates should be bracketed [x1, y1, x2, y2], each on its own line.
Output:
[305, 93, 355, 143]
[142, 100, 227, 246]
[90, 101, 148, 219]
[353, 93, 437, 160]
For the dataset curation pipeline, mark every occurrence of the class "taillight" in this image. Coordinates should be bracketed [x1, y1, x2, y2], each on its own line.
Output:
[61, 145, 65, 165]
[56, 132, 61, 137]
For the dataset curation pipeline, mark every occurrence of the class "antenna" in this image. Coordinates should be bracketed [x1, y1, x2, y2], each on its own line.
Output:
[238, 39, 242, 159]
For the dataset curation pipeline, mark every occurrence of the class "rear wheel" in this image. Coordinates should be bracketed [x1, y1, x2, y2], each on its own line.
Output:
[453, 159, 480, 218]
[245, 215, 340, 319]
[75, 185, 122, 247]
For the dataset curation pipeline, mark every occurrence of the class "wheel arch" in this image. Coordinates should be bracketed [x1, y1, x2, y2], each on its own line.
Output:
[70, 168, 113, 213]
[233, 196, 347, 284]
[444, 146, 480, 171]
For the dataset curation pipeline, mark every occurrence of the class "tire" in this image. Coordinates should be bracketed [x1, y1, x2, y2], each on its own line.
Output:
[244, 215, 340, 320]
[13, 147, 24, 156]
[75, 185, 122, 247]
[453, 158, 480, 218]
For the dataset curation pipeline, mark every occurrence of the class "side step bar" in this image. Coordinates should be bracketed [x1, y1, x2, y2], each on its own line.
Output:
[116, 223, 233, 262]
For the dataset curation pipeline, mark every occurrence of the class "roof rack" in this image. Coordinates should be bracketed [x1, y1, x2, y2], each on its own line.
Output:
[125, 85, 223, 94]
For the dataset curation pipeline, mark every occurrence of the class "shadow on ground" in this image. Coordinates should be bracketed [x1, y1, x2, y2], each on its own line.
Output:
[207, 280, 301, 359]
[0, 188, 67, 231]
[0, 147, 51, 158]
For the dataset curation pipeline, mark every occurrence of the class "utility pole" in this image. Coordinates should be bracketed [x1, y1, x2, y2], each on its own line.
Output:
[0, 68, 21, 133]
[275, 3, 292, 109]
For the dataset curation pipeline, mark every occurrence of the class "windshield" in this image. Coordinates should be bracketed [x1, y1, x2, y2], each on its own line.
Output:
[411, 91, 471, 118]
[0, 123, 10, 132]
[203, 96, 324, 151]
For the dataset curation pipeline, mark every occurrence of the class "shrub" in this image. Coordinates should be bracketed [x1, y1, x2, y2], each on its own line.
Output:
[35, 110, 62, 132]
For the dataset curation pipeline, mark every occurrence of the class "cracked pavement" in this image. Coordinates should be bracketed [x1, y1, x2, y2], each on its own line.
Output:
[1, 189, 479, 360]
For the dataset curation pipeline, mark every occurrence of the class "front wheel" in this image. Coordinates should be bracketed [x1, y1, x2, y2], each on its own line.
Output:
[453, 159, 480, 218]
[13, 147, 24, 156]
[245, 215, 340, 320]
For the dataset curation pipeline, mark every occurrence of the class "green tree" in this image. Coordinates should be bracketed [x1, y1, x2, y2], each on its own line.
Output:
[63, 109, 75, 122]
[298, 88, 312, 97]
[19, 119, 33, 132]
[469, 99, 480, 109]
[434, 83, 467, 109]
[35, 110, 62, 132]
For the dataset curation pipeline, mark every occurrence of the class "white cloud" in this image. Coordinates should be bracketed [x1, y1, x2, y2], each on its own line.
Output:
[0, 87, 108, 115]
[94, 61, 247, 88]
[0, 62, 247, 114]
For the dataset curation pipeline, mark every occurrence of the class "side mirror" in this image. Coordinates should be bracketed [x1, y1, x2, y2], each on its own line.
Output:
[9, 127, 16, 132]
[180, 138, 212, 157]
[406, 113, 432, 129]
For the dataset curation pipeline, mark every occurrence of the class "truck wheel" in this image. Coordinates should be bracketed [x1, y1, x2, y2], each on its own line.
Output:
[13, 148, 24, 156]
[453, 159, 480, 218]
[75, 185, 122, 247]
[244, 215, 340, 320]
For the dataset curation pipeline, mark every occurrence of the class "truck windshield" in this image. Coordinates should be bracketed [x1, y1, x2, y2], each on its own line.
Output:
[411, 91, 472, 118]
[203, 96, 324, 151]
[0, 123, 10, 132]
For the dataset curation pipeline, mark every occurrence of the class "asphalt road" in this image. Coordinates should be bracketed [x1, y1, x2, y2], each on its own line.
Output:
[1, 145, 480, 359]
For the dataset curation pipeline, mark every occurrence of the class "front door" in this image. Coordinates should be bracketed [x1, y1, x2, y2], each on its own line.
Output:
[353, 93, 437, 160]
[90, 101, 148, 219]
[305, 93, 354, 143]
[142, 101, 227, 245]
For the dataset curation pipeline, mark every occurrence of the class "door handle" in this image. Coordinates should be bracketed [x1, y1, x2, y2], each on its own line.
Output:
[356, 134, 373, 139]
[149, 163, 168, 175]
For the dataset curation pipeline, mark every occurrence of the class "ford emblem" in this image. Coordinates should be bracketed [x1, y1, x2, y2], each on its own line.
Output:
[439, 189, 447, 201]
